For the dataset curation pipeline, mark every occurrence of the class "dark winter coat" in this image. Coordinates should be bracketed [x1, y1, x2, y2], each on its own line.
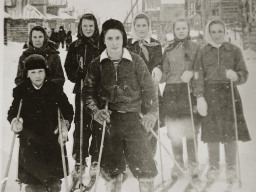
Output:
[127, 37, 163, 73]
[58, 29, 66, 41]
[7, 80, 74, 185]
[64, 38, 100, 94]
[83, 48, 158, 118]
[193, 42, 250, 143]
[15, 41, 65, 87]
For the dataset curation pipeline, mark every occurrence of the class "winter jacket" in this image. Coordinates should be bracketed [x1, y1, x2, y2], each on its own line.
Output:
[64, 38, 100, 93]
[58, 29, 66, 41]
[193, 42, 248, 97]
[7, 80, 74, 185]
[83, 48, 158, 118]
[161, 40, 200, 84]
[127, 38, 163, 73]
[15, 41, 65, 87]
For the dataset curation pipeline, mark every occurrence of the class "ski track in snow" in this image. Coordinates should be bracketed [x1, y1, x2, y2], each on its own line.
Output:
[1, 41, 256, 192]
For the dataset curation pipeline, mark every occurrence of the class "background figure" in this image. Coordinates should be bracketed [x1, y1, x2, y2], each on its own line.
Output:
[50, 28, 60, 49]
[65, 31, 72, 51]
[160, 18, 201, 180]
[64, 13, 100, 178]
[193, 19, 251, 186]
[127, 13, 163, 157]
[84, 19, 158, 192]
[15, 26, 65, 87]
[58, 26, 66, 49]
[8, 54, 73, 192]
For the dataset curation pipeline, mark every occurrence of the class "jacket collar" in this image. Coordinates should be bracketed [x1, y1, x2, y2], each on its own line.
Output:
[205, 42, 231, 53]
[100, 48, 132, 62]
[131, 37, 151, 44]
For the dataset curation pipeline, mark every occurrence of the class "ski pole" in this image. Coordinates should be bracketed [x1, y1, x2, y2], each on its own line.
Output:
[157, 121, 165, 187]
[187, 83, 199, 174]
[230, 80, 242, 187]
[79, 57, 84, 192]
[1, 99, 23, 192]
[150, 129, 198, 188]
[58, 108, 69, 192]
[94, 102, 109, 192]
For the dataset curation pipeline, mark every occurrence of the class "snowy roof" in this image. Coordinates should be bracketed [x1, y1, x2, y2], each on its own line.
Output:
[23, 4, 46, 19]
[46, 13, 61, 19]
[161, 0, 185, 4]
[59, 12, 76, 19]
[48, 0, 67, 6]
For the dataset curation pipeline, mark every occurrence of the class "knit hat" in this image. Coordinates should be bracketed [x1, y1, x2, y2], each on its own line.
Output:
[99, 19, 127, 53]
[23, 54, 50, 77]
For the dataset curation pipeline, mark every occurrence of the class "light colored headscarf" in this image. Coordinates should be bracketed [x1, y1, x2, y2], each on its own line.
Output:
[130, 13, 152, 43]
[204, 19, 227, 48]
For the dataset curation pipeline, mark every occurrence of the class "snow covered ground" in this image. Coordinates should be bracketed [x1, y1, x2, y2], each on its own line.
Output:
[1, 41, 256, 192]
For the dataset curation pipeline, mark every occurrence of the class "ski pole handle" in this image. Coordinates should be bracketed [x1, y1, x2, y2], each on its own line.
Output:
[1, 99, 23, 192]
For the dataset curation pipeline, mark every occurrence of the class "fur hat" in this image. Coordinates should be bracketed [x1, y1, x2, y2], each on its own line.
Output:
[99, 19, 127, 53]
[23, 54, 50, 77]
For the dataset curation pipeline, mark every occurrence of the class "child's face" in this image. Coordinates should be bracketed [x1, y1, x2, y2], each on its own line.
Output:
[104, 29, 123, 57]
[27, 69, 46, 88]
[32, 30, 45, 48]
[134, 18, 149, 39]
[174, 21, 189, 40]
[209, 23, 225, 44]
[81, 19, 95, 38]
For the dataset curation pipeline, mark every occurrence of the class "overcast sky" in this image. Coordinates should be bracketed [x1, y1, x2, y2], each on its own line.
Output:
[67, 0, 141, 23]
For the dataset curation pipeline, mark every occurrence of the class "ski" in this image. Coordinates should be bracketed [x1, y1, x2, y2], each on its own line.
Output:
[154, 176, 178, 192]
[82, 176, 96, 192]
[69, 177, 80, 192]
[199, 178, 217, 192]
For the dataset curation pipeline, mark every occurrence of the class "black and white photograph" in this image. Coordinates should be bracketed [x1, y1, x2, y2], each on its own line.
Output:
[1, 0, 256, 192]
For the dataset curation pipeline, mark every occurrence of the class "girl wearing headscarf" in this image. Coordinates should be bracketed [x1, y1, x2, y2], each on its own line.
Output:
[160, 18, 201, 180]
[127, 13, 163, 156]
[15, 26, 65, 87]
[64, 13, 100, 178]
[194, 19, 250, 186]
[83, 19, 158, 192]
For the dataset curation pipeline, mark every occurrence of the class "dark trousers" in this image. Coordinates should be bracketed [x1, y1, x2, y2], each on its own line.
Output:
[25, 180, 61, 192]
[101, 111, 158, 180]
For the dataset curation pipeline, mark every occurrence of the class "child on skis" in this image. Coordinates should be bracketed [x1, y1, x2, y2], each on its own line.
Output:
[194, 19, 251, 186]
[127, 13, 163, 156]
[160, 18, 202, 180]
[83, 19, 158, 192]
[8, 54, 74, 192]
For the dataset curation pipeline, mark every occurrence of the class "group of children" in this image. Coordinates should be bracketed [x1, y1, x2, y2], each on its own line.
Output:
[7, 12, 250, 192]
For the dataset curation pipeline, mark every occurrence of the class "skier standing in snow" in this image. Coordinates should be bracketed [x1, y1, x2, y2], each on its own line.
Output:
[193, 19, 251, 185]
[64, 13, 100, 178]
[127, 13, 163, 156]
[15, 26, 65, 87]
[83, 19, 158, 192]
[160, 18, 202, 180]
[7, 54, 74, 192]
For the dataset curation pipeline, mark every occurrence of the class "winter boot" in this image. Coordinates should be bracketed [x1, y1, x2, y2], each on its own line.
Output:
[71, 163, 86, 179]
[138, 178, 154, 192]
[188, 162, 198, 179]
[89, 161, 98, 177]
[206, 166, 220, 182]
[226, 166, 237, 184]
[105, 174, 123, 192]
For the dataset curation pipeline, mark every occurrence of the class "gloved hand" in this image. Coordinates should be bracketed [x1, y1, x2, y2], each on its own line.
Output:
[141, 113, 157, 132]
[197, 97, 208, 116]
[152, 67, 162, 83]
[226, 69, 238, 82]
[93, 109, 111, 125]
[11, 117, 23, 133]
[76, 66, 85, 79]
[181, 71, 194, 83]
[54, 119, 70, 145]
[71, 163, 86, 179]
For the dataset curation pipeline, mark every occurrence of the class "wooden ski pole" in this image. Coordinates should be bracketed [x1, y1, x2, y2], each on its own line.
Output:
[94, 102, 109, 192]
[230, 81, 242, 187]
[58, 108, 69, 191]
[157, 121, 165, 186]
[187, 83, 199, 174]
[1, 99, 23, 192]
[79, 57, 84, 192]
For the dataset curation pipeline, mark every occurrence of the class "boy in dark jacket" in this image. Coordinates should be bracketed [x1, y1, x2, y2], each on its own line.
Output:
[8, 54, 74, 192]
[83, 19, 158, 192]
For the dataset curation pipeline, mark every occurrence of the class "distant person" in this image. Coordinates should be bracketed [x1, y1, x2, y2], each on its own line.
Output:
[50, 28, 60, 49]
[15, 26, 65, 87]
[23, 41, 28, 49]
[59, 26, 66, 49]
[65, 30, 72, 51]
